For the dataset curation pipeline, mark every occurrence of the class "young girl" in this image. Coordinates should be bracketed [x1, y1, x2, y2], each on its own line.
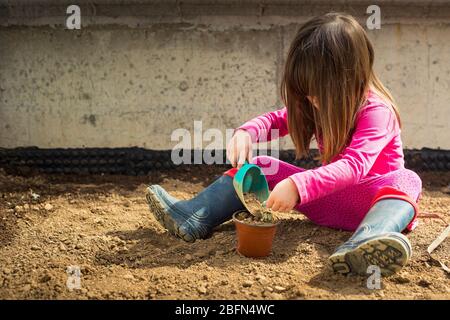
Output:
[146, 13, 422, 276]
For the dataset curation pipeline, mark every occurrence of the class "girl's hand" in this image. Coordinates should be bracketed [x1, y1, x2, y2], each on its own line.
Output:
[226, 129, 253, 169]
[266, 178, 299, 212]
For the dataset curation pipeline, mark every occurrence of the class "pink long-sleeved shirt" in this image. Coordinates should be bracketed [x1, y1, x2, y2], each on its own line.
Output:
[238, 91, 405, 205]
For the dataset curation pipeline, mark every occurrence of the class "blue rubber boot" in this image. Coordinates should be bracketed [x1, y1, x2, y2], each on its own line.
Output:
[329, 198, 415, 276]
[146, 175, 245, 242]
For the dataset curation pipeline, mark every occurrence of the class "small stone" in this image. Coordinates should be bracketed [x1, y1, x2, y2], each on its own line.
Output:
[295, 288, 306, 297]
[194, 251, 206, 258]
[22, 284, 31, 292]
[274, 286, 286, 293]
[256, 275, 269, 285]
[418, 279, 431, 288]
[265, 286, 274, 292]
[271, 293, 284, 299]
[197, 285, 207, 295]
[184, 254, 193, 260]
[40, 274, 52, 283]
[393, 276, 410, 284]
[14, 205, 24, 213]
[230, 289, 237, 294]
[242, 280, 254, 288]
[59, 243, 67, 251]
[53, 284, 63, 293]
[124, 274, 135, 281]
[202, 275, 208, 281]
[2, 267, 12, 275]
[23, 204, 30, 210]
[44, 203, 53, 211]
[220, 280, 228, 286]
[31, 245, 40, 251]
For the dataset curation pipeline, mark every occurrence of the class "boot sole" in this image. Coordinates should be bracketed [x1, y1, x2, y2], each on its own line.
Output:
[146, 187, 195, 242]
[329, 235, 411, 277]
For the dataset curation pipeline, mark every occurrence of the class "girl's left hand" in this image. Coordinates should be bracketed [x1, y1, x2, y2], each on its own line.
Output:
[266, 178, 300, 212]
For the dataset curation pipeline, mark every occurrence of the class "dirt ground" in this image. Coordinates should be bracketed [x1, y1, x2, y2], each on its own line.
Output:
[0, 166, 449, 300]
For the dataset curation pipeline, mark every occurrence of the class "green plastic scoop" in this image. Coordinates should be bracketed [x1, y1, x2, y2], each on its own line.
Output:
[232, 162, 270, 214]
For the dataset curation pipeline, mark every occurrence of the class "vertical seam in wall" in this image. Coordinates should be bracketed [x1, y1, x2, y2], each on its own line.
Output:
[426, 25, 431, 143]
[276, 24, 284, 106]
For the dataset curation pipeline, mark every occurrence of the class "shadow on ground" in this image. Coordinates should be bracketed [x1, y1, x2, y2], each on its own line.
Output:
[94, 217, 350, 270]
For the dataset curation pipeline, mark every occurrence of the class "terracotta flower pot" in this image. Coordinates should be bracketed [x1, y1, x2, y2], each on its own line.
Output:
[232, 211, 279, 258]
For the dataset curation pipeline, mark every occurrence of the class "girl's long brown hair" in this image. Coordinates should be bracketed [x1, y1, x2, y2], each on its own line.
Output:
[281, 13, 400, 163]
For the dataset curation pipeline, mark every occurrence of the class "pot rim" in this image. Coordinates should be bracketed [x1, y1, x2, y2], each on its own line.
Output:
[232, 211, 279, 228]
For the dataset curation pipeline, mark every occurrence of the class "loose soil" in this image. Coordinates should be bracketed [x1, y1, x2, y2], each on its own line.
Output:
[242, 192, 275, 224]
[0, 167, 449, 299]
[234, 211, 276, 226]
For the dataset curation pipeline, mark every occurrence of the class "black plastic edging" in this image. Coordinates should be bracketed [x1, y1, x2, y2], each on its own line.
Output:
[0, 147, 449, 176]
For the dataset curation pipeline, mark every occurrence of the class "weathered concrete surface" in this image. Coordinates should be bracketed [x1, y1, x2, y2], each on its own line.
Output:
[2, 1, 450, 27]
[0, 4, 449, 149]
[370, 24, 450, 149]
[0, 27, 280, 149]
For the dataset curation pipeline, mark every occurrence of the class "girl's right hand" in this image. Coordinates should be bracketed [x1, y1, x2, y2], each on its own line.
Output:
[226, 129, 253, 169]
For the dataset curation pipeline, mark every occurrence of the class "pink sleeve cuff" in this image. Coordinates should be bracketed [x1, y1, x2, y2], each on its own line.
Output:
[236, 125, 259, 143]
[289, 173, 311, 205]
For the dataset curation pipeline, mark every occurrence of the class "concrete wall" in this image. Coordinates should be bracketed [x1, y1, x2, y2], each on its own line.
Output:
[0, 1, 449, 150]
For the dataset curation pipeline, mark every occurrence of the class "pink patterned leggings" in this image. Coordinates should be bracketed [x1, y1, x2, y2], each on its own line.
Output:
[251, 156, 422, 231]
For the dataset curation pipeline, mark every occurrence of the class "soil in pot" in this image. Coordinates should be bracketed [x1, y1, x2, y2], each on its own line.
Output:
[242, 192, 275, 223]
